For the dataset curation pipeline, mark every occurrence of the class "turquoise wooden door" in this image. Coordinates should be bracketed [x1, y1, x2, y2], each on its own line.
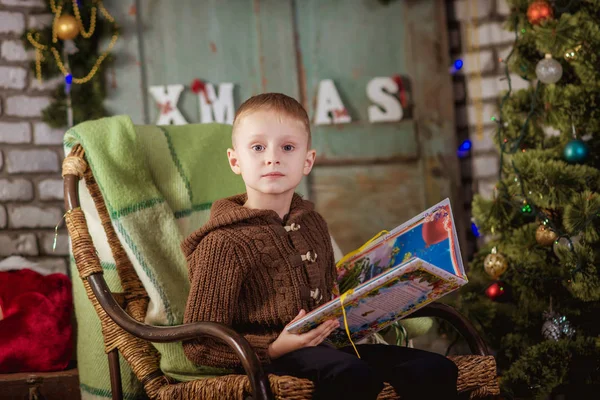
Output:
[105, 0, 462, 254]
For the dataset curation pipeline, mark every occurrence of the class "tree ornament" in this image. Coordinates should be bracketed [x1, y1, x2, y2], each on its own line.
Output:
[484, 247, 508, 279]
[564, 45, 582, 62]
[485, 280, 510, 302]
[563, 139, 589, 163]
[536, 225, 558, 246]
[536, 54, 562, 84]
[55, 14, 80, 41]
[542, 310, 575, 341]
[553, 234, 581, 257]
[527, 1, 553, 25]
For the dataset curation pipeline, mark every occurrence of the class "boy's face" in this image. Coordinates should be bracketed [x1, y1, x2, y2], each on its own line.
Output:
[227, 110, 316, 198]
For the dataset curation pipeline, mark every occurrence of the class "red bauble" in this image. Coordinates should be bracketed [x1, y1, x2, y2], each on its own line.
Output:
[527, 1, 553, 25]
[421, 206, 450, 246]
[485, 281, 510, 302]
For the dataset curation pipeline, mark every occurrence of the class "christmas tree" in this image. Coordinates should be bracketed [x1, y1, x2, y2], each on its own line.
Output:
[457, 1, 600, 399]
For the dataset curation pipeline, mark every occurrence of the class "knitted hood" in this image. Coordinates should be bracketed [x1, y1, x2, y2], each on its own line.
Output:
[180, 192, 312, 259]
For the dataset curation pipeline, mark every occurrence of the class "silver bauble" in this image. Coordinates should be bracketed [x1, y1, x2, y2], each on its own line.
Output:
[536, 54, 563, 84]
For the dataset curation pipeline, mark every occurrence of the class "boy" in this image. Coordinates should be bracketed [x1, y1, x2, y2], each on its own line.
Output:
[182, 93, 458, 399]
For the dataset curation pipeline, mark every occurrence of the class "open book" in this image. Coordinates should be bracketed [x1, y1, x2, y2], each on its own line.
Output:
[286, 198, 467, 347]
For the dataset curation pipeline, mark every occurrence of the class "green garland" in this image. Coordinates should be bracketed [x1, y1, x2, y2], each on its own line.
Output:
[22, 1, 118, 128]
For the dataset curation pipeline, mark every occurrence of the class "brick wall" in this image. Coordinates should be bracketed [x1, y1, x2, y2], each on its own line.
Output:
[447, 0, 527, 255]
[0, 0, 68, 274]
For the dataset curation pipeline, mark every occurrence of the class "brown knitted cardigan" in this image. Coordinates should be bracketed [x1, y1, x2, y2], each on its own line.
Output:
[181, 193, 336, 369]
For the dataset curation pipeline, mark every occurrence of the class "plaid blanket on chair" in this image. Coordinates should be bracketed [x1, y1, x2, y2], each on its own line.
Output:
[64, 115, 246, 399]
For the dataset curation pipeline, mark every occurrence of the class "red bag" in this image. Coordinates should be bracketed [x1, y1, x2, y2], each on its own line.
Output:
[0, 268, 73, 373]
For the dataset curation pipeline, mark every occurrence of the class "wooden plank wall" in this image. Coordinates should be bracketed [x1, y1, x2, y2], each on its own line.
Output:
[103, 0, 465, 256]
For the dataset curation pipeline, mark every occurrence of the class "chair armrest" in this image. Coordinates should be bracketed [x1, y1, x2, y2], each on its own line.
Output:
[409, 303, 490, 356]
[87, 274, 274, 400]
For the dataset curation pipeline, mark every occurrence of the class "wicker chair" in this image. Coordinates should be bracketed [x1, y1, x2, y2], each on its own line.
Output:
[62, 144, 500, 400]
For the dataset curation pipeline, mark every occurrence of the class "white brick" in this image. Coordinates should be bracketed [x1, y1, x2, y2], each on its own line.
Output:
[467, 102, 498, 126]
[497, 0, 511, 16]
[0, 206, 6, 229]
[0, 178, 34, 201]
[36, 257, 68, 275]
[476, 22, 514, 47]
[453, 0, 493, 21]
[34, 122, 65, 145]
[468, 74, 531, 99]
[7, 149, 59, 173]
[5, 95, 51, 117]
[459, 50, 495, 75]
[0, 233, 38, 256]
[0, 11, 25, 34]
[0, 66, 27, 90]
[477, 179, 498, 200]
[0, 0, 45, 7]
[0, 122, 31, 143]
[38, 179, 63, 201]
[28, 13, 53, 30]
[30, 75, 63, 92]
[470, 126, 497, 152]
[40, 232, 69, 256]
[473, 154, 499, 178]
[1, 40, 31, 61]
[8, 205, 63, 228]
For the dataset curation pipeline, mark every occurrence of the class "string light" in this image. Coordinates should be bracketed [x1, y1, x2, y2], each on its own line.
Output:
[457, 139, 472, 158]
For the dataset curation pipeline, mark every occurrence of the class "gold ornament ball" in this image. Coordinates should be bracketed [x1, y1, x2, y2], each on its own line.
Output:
[536, 225, 558, 246]
[484, 252, 508, 279]
[56, 14, 80, 40]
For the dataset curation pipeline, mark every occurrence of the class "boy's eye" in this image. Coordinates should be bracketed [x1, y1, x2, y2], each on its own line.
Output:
[252, 144, 265, 152]
[283, 145, 295, 151]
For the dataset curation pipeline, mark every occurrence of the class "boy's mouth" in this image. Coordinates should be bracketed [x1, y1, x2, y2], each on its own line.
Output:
[262, 172, 284, 177]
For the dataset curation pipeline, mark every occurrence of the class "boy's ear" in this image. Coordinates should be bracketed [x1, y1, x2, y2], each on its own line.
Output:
[227, 148, 241, 175]
[303, 149, 317, 175]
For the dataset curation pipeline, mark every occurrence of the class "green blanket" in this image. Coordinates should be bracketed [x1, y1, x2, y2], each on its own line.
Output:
[64, 115, 245, 399]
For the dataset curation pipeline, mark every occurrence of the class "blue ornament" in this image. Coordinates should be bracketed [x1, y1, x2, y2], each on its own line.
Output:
[563, 139, 589, 163]
[65, 73, 73, 85]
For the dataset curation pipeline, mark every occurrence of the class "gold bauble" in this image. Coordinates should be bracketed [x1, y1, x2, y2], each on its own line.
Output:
[564, 45, 582, 62]
[484, 250, 508, 279]
[536, 224, 558, 246]
[56, 14, 80, 40]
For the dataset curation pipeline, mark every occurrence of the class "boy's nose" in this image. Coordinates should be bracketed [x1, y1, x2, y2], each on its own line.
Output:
[266, 159, 280, 165]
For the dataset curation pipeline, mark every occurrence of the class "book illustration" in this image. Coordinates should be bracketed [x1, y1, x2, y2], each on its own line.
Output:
[287, 198, 468, 347]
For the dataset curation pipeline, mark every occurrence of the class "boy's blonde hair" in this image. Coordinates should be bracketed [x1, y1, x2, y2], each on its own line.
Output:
[232, 93, 311, 147]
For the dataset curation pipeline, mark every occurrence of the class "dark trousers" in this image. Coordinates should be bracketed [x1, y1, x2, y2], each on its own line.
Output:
[264, 344, 459, 400]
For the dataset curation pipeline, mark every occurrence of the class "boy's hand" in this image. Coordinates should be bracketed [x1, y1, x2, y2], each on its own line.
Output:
[268, 310, 340, 360]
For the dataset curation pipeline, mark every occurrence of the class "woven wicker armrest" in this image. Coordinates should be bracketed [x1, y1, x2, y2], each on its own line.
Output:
[410, 302, 489, 356]
[86, 273, 274, 400]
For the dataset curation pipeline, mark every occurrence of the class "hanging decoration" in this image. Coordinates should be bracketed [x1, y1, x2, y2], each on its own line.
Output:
[542, 310, 576, 341]
[563, 139, 589, 163]
[535, 54, 563, 84]
[26, 0, 119, 85]
[55, 13, 79, 40]
[527, 1, 553, 25]
[484, 247, 508, 279]
[485, 280, 510, 302]
[536, 225, 558, 246]
[563, 123, 589, 164]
